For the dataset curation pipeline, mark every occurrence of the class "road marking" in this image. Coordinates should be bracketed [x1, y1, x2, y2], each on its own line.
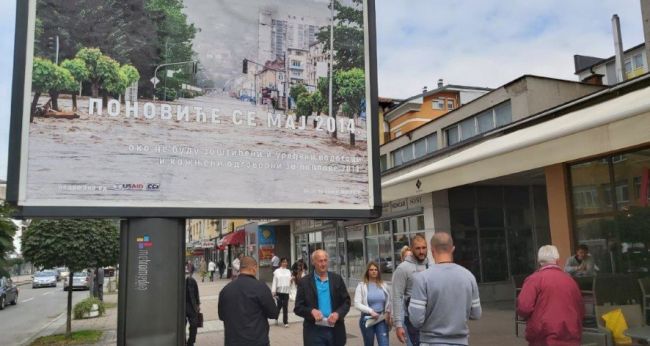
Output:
[20, 298, 34, 303]
[43, 291, 52, 296]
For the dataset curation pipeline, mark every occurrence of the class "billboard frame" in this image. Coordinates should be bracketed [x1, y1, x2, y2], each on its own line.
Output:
[7, 0, 382, 219]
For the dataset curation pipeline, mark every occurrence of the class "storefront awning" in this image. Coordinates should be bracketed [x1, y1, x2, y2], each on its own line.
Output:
[221, 230, 245, 246]
[382, 83, 650, 201]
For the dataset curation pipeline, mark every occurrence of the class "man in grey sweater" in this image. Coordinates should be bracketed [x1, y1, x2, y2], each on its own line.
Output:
[408, 232, 481, 345]
[391, 235, 430, 345]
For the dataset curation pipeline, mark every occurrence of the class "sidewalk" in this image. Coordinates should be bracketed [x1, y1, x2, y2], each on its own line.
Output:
[25, 277, 527, 345]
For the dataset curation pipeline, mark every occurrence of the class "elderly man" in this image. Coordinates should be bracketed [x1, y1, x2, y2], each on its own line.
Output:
[392, 234, 430, 345]
[518, 245, 584, 346]
[408, 232, 481, 345]
[565, 244, 596, 277]
[218, 256, 278, 346]
[294, 249, 351, 346]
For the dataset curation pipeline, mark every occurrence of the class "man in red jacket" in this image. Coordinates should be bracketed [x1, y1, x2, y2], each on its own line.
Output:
[517, 245, 584, 346]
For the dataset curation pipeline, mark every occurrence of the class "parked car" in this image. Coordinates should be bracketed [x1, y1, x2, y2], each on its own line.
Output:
[0, 276, 18, 310]
[63, 271, 90, 291]
[32, 271, 58, 288]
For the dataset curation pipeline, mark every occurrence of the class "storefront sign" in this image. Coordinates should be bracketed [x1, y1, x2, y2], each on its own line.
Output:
[8, 0, 381, 219]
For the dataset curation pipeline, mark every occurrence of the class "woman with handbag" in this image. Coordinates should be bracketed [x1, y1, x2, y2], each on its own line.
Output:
[355, 261, 391, 346]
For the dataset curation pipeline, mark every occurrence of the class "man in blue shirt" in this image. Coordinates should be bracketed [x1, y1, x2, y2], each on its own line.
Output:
[294, 249, 351, 346]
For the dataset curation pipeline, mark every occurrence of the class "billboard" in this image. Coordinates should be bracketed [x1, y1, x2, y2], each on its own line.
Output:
[8, 0, 380, 218]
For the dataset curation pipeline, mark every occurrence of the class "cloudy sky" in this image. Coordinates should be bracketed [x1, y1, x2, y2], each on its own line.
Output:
[0, 0, 646, 180]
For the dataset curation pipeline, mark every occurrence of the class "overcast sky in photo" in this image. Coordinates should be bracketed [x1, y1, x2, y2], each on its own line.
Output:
[0, 0, 647, 180]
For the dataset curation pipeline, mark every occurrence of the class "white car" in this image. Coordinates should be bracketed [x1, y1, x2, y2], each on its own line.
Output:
[63, 271, 90, 291]
[32, 271, 57, 288]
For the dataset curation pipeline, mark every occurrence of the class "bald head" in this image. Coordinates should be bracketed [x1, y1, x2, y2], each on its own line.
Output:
[311, 249, 329, 276]
[431, 232, 454, 253]
[240, 256, 258, 275]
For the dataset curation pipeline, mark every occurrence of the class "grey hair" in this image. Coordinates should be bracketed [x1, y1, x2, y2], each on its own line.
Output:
[311, 249, 328, 262]
[537, 245, 560, 265]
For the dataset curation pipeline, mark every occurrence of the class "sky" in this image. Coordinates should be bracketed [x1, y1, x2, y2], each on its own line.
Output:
[0, 0, 646, 181]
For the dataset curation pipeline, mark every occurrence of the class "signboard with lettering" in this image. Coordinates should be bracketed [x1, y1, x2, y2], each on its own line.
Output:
[8, 0, 381, 218]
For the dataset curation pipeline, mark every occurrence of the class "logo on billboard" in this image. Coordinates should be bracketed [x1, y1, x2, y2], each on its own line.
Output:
[109, 183, 160, 192]
[135, 235, 152, 291]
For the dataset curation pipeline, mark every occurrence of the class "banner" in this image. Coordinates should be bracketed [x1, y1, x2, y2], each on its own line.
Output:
[8, 0, 380, 218]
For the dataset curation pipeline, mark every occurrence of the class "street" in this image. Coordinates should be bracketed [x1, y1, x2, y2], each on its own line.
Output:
[0, 281, 87, 345]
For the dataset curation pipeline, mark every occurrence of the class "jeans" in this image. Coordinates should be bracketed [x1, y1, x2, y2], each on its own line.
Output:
[304, 325, 336, 346]
[276, 293, 289, 324]
[359, 315, 389, 346]
[405, 317, 420, 346]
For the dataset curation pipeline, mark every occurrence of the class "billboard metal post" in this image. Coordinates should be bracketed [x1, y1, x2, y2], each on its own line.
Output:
[117, 218, 186, 346]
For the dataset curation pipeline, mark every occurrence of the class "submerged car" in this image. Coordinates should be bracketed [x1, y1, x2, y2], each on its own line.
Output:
[0, 276, 18, 310]
[63, 271, 90, 291]
[33, 271, 58, 288]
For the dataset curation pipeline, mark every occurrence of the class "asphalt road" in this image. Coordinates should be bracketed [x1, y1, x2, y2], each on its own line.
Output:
[0, 281, 88, 345]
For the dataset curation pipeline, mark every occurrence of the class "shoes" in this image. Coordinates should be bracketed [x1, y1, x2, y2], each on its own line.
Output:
[284, 324, 289, 328]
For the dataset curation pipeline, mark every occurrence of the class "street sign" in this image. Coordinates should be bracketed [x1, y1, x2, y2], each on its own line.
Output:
[8, 0, 381, 219]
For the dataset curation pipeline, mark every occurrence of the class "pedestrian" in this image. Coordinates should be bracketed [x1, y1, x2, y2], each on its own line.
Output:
[564, 244, 596, 277]
[290, 261, 306, 302]
[208, 260, 216, 282]
[400, 245, 412, 262]
[291, 258, 305, 273]
[518, 245, 584, 346]
[271, 252, 280, 272]
[408, 232, 481, 345]
[91, 267, 105, 301]
[217, 258, 226, 279]
[199, 258, 207, 283]
[186, 267, 201, 346]
[272, 257, 292, 327]
[354, 261, 391, 346]
[185, 260, 195, 275]
[391, 234, 430, 346]
[294, 249, 351, 346]
[232, 253, 243, 280]
[218, 256, 278, 346]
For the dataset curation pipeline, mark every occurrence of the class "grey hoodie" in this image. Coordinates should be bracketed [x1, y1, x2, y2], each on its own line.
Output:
[390, 254, 430, 328]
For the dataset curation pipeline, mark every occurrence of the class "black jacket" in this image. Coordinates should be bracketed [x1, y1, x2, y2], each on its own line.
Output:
[218, 274, 279, 346]
[294, 271, 351, 345]
[185, 276, 200, 318]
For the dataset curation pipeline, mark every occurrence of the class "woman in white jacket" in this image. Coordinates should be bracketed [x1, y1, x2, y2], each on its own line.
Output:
[355, 261, 391, 346]
[271, 258, 292, 327]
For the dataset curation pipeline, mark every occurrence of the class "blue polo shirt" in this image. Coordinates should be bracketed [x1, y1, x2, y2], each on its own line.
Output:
[315, 273, 332, 317]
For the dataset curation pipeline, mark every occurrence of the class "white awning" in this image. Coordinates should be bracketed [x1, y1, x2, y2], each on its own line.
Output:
[382, 85, 650, 201]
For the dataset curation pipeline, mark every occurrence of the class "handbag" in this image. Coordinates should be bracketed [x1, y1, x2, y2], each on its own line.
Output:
[197, 312, 204, 328]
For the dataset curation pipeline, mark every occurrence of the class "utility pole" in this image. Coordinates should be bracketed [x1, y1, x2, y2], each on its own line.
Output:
[55, 35, 59, 65]
[642, 0, 650, 70]
[329, 0, 336, 138]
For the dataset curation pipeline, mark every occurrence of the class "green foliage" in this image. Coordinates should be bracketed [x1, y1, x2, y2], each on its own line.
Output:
[119, 64, 140, 90]
[51, 65, 78, 94]
[22, 219, 119, 272]
[335, 68, 365, 118]
[290, 84, 308, 105]
[155, 87, 177, 101]
[60, 58, 90, 84]
[296, 94, 314, 118]
[97, 56, 122, 95]
[73, 297, 105, 319]
[0, 204, 16, 277]
[317, 0, 364, 71]
[310, 90, 326, 115]
[32, 57, 58, 94]
[75, 48, 103, 77]
[30, 330, 103, 346]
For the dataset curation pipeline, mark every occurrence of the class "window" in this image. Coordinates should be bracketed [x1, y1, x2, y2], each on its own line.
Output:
[432, 99, 444, 110]
[494, 102, 512, 127]
[446, 126, 460, 145]
[414, 138, 427, 158]
[460, 117, 477, 140]
[447, 99, 455, 110]
[401, 145, 414, 162]
[380, 155, 387, 172]
[392, 150, 403, 166]
[477, 110, 494, 133]
[426, 133, 438, 153]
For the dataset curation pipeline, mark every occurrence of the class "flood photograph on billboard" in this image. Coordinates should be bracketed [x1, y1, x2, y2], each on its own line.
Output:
[17, 0, 374, 211]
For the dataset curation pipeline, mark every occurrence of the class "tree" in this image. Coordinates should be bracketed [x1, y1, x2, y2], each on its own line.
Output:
[48, 64, 77, 112]
[60, 58, 90, 111]
[76, 48, 121, 104]
[316, 0, 364, 71]
[22, 219, 119, 339]
[0, 204, 16, 278]
[296, 94, 314, 119]
[335, 68, 365, 145]
[290, 84, 308, 108]
[310, 90, 326, 116]
[116, 64, 141, 104]
[30, 57, 58, 121]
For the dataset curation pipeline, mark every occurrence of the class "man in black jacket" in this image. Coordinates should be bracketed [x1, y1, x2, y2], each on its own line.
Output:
[185, 269, 200, 346]
[294, 249, 351, 346]
[218, 256, 278, 346]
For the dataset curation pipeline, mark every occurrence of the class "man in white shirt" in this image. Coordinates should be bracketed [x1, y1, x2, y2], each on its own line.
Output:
[271, 253, 280, 272]
[208, 260, 216, 282]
